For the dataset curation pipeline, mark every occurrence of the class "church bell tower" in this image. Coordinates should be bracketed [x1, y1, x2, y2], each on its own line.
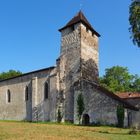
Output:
[57, 11, 100, 122]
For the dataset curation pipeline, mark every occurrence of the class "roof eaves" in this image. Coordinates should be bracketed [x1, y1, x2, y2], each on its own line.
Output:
[0, 66, 55, 83]
[121, 97, 140, 99]
[59, 11, 100, 37]
[81, 79, 138, 111]
[97, 86, 138, 110]
[59, 21, 100, 37]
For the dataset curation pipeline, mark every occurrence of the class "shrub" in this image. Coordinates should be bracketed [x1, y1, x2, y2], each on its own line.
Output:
[77, 93, 85, 124]
[57, 108, 62, 123]
[129, 127, 139, 135]
[117, 105, 124, 128]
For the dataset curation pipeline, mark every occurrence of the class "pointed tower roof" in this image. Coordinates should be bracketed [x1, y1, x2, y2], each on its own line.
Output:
[59, 11, 100, 37]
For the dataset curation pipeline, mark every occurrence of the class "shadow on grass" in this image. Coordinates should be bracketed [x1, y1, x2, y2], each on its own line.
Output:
[75, 124, 133, 136]
[98, 131, 129, 135]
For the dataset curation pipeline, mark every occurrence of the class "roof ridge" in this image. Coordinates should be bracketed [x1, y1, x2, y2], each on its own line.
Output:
[79, 10, 82, 19]
[59, 11, 100, 37]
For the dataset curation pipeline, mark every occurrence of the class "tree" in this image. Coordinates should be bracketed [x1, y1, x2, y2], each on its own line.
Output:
[129, 0, 140, 47]
[57, 108, 63, 123]
[132, 74, 140, 92]
[0, 70, 22, 80]
[77, 93, 85, 124]
[99, 66, 140, 93]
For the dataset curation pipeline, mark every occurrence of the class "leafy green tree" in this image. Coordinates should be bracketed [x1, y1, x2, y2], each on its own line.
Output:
[129, 0, 140, 47]
[77, 93, 85, 124]
[0, 70, 22, 80]
[132, 75, 140, 92]
[100, 66, 140, 93]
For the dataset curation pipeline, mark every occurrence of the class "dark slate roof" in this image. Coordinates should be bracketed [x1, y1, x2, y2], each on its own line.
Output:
[0, 66, 55, 82]
[59, 11, 100, 37]
[81, 79, 138, 111]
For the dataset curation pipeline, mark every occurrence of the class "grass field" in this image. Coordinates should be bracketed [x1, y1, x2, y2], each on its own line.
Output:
[0, 121, 140, 140]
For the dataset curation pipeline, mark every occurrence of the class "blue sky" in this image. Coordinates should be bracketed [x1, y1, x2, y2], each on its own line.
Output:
[0, 0, 140, 76]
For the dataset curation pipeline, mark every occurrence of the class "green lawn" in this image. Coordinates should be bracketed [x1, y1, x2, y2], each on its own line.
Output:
[0, 121, 140, 140]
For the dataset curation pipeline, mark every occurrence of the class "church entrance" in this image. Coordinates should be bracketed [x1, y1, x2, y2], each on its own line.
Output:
[82, 114, 90, 125]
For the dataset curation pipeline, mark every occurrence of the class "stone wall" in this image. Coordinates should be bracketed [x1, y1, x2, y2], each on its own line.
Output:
[0, 68, 57, 121]
[58, 22, 99, 122]
[58, 23, 81, 122]
[81, 24, 99, 83]
[124, 98, 140, 129]
[73, 80, 129, 126]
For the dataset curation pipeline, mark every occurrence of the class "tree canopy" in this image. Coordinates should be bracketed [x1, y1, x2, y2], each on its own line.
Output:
[129, 0, 140, 47]
[0, 70, 22, 80]
[99, 66, 140, 93]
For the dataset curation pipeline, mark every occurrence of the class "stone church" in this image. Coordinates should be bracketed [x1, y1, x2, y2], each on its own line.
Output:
[0, 11, 140, 128]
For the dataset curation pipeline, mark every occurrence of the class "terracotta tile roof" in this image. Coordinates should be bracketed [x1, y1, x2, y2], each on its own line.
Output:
[59, 11, 100, 37]
[117, 92, 140, 99]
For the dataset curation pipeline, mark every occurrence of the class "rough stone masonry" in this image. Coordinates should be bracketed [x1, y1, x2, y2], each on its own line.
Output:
[0, 11, 139, 128]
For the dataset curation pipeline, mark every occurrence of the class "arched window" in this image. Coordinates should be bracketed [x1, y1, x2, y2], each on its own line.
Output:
[44, 82, 48, 100]
[7, 89, 11, 103]
[25, 86, 29, 101]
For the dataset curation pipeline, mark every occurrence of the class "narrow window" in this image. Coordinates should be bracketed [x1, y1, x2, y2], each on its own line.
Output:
[44, 82, 48, 100]
[86, 27, 89, 32]
[25, 86, 29, 101]
[69, 25, 75, 33]
[71, 25, 75, 31]
[7, 89, 11, 103]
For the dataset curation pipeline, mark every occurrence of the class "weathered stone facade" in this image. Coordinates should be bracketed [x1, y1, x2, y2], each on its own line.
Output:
[121, 97, 140, 129]
[81, 24, 99, 82]
[0, 67, 57, 121]
[0, 11, 139, 128]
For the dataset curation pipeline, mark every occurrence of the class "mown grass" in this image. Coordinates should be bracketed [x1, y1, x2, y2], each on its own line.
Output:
[0, 121, 140, 140]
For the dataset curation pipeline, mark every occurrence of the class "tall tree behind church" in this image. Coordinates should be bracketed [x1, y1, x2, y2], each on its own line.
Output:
[99, 66, 140, 93]
[0, 70, 22, 80]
